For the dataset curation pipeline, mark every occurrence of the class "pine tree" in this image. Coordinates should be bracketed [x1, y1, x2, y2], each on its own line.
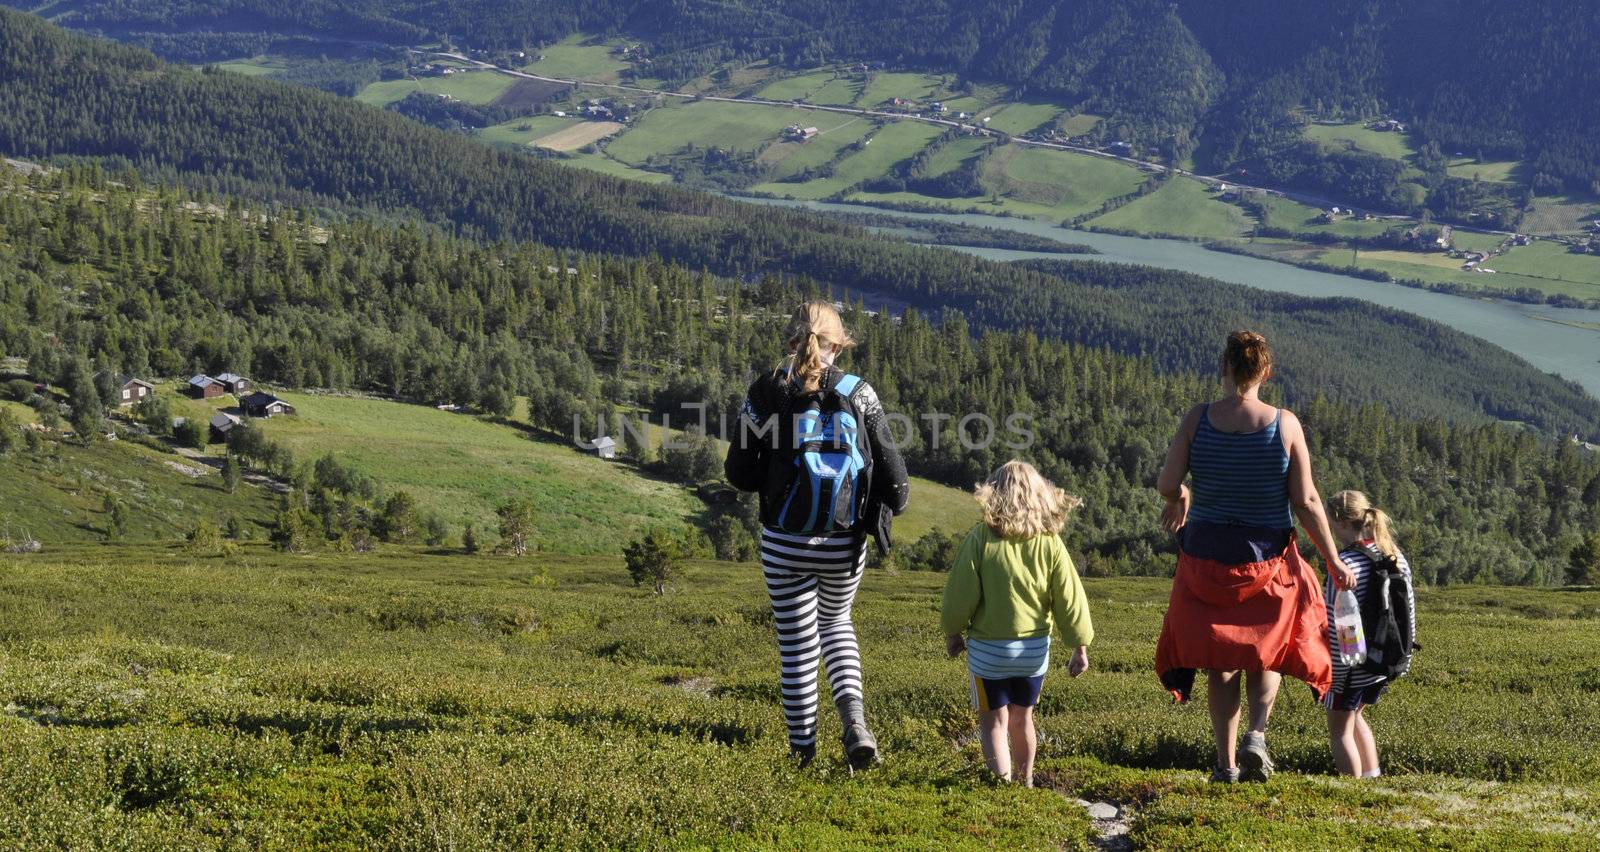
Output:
[496, 499, 536, 556]
[221, 454, 242, 493]
[624, 527, 680, 595]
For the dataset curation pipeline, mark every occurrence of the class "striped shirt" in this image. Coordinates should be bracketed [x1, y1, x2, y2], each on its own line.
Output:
[967, 637, 1051, 679]
[1188, 405, 1293, 529]
[1326, 543, 1414, 692]
[759, 527, 866, 575]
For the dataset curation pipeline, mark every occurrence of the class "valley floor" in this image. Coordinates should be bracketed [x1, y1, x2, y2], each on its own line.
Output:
[1, 546, 1594, 849]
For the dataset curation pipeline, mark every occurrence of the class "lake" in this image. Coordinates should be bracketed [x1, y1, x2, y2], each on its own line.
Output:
[740, 197, 1600, 399]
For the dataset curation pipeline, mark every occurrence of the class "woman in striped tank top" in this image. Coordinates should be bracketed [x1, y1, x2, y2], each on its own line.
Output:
[724, 302, 910, 770]
[1154, 331, 1355, 783]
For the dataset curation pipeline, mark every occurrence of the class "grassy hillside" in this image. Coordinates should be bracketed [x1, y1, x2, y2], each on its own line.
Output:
[0, 545, 1593, 847]
[1086, 177, 1251, 240]
[0, 401, 279, 544]
[2, 383, 976, 556]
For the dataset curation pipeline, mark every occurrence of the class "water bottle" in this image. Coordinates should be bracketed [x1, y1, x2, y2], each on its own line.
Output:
[1334, 589, 1366, 666]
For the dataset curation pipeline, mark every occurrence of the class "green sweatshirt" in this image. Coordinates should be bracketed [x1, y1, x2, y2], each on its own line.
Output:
[940, 524, 1095, 646]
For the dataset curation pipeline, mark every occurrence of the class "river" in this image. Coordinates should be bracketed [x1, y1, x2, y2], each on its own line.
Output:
[739, 197, 1600, 399]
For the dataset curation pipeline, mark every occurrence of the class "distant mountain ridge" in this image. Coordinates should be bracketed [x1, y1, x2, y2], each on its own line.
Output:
[10, 0, 1600, 196]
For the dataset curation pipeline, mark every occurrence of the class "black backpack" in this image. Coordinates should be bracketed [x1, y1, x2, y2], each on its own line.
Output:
[1356, 544, 1420, 680]
[763, 371, 874, 535]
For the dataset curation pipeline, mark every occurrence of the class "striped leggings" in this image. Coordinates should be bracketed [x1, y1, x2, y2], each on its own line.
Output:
[761, 528, 867, 748]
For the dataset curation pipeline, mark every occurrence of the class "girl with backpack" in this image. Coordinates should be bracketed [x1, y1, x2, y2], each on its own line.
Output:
[940, 460, 1094, 786]
[724, 301, 910, 770]
[1325, 490, 1417, 778]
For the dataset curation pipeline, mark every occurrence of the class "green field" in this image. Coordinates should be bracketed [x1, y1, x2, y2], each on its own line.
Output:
[981, 102, 1065, 136]
[0, 544, 1594, 848]
[1488, 239, 1600, 284]
[1522, 196, 1600, 236]
[975, 145, 1149, 221]
[920, 137, 991, 178]
[1446, 157, 1521, 183]
[1448, 229, 1509, 253]
[1057, 113, 1104, 137]
[605, 101, 857, 165]
[755, 119, 876, 181]
[1253, 194, 1397, 238]
[212, 56, 287, 77]
[1313, 245, 1600, 301]
[520, 36, 631, 82]
[1086, 177, 1252, 240]
[751, 120, 944, 200]
[858, 72, 944, 107]
[755, 70, 864, 106]
[1304, 122, 1418, 161]
[477, 115, 580, 149]
[355, 71, 518, 108]
[560, 152, 674, 183]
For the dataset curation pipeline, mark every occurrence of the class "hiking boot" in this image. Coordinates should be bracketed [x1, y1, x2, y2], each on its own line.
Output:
[843, 722, 878, 770]
[790, 742, 816, 769]
[1239, 732, 1275, 782]
[1209, 765, 1240, 784]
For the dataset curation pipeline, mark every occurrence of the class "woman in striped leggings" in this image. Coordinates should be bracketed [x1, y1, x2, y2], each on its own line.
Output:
[725, 302, 909, 768]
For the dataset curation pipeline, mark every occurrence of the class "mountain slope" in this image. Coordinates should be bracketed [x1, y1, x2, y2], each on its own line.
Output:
[14, 0, 1600, 195]
[1, 8, 1595, 440]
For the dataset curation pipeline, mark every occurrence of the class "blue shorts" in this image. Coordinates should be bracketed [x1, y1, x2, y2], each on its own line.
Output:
[1326, 681, 1388, 711]
[971, 674, 1044, 711]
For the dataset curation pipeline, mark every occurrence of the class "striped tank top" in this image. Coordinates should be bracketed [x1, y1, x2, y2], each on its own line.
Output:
[1188, 404, 1293, 530]
[967, 637, 1051, 679]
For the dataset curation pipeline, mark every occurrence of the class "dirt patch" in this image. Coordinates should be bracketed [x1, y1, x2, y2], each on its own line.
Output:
[533, 121, 625, 151]
[164, 460, 207, 478]
[660, 675, 717, 697]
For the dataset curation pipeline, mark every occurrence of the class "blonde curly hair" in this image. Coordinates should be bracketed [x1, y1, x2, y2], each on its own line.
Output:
[975, 460, 1083, 540]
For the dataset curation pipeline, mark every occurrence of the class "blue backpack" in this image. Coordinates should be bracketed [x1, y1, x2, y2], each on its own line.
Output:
[773, 373, 870, 534]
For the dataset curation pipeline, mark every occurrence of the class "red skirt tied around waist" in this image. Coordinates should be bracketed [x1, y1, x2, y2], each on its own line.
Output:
[1154, 534, 1332, 703]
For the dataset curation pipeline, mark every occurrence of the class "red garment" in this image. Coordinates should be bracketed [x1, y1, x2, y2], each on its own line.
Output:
[1154, 537, 1332, 702]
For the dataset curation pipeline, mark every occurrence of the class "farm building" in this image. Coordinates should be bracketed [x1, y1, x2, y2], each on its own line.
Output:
[209, 412, 244, 443]
[110, 374, 153, 406]
[241, 392, 296, 418]
[186, 375, 224, 399]
[587, 436, 617, 459]
[215, 372, 251, 395]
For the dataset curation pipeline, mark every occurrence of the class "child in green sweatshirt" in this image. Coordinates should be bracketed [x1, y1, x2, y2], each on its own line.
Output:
[941, 460, 1095, 786]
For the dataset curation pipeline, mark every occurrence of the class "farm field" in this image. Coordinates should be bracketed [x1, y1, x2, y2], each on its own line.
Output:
[212, 56, 286, 77]
[920, 137, 991, 178]
[858, 71, 944, 107]
[519, 35, 630, 82]
[476, 115, 579, 149]
[0, 546, 1594, 848]
[1253, 195, 1396, 239]
[1447, 157, 1521, 183]
[976, 145, 1149, 221]
[1303, 122, 1418, 161]
[1488, 239, 1600, 284]
[1312, 247, 1600, 301]
[1085, 177, 1251, 240]
[981, 102, 1064, 136]
[1522, 195, 1600, 236]
[604, 101, 857, 165]
[355, 71, 518, 108]
[528, 121, 624, 151]
[1057, 113, 1104, 137]
[558, 152, 673, 183]
[755, 70, 863, 106]
[754, 119, 875, 182]
[750, 120, 944, 200]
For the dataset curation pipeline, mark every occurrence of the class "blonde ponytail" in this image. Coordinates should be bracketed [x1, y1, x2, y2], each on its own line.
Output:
[1365, 506, 1399, 561]
[782, 302, 854, 393]
[1328, 490, 1400, 560]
